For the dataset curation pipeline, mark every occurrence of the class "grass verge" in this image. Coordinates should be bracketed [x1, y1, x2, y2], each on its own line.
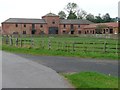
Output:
[62, 72, 118, 89]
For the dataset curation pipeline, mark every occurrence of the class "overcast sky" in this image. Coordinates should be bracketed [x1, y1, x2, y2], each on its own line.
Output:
[0, 0, 119, 25]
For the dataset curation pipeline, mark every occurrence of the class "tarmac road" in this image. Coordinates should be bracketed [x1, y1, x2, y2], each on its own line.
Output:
[17, 53, 118, 77]
[2, 51, 71, 88]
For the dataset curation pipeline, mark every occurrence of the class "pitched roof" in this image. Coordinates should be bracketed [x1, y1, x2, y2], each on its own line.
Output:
[43, 13, 58, 17]
[2, 18, 93, 25]
[60, 19, 93, 24]
[84, 22, 118, 29]
[2, 18, 46, 24]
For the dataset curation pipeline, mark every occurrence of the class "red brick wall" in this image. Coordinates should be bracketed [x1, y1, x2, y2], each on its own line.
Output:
[2, 23, 48, 35]
[42, 16, 60, 27]
[59, 24, 88, 34]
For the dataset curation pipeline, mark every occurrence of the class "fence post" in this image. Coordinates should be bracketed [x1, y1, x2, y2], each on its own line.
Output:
[84, 42, 86, 52]
[15, 38, 18, 47]
[116, 42, 118, 54]
[31, 39, 34, 48]
[9, 36, 13, 46]
[72, 42, 75, 52]
[2, 35, 4, 44]
[64, 42, 67, 51]
[103, 41, 107, 52]
[5, 35, 9, 44]
[20, 39, 22, 47]
[48, 39, 51, 50]
[92, 42, 95, 52]
[57, 42, 60, 50]
[41, 40, 44, 49]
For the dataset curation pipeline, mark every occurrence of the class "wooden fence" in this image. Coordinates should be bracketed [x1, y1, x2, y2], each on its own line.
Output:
[2, 35, 119, 54]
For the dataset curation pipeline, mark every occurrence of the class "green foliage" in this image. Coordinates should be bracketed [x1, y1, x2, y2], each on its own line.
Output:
[59, 2, 115, 22]
[95, 24, 108, 34]
[86, 13, 114, 23]
[58, 11, 66, 19]
[102, 13, 113, 22]
[63, 72, 118, 88]
[67, 11, 77, 19]
[86, 13, 95, 22]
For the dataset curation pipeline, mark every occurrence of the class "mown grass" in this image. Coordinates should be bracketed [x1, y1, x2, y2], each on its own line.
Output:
[62, 72, 119, 89]
[1, 35, 119, 60]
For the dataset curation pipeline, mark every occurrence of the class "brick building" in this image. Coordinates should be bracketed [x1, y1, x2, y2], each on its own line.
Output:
[1, 13, 119, 35]
[1, 13, 92, 35]
[83, 22, 118, 34]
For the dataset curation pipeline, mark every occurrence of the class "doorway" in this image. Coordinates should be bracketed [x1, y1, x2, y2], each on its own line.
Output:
[49, 27, 58, 34]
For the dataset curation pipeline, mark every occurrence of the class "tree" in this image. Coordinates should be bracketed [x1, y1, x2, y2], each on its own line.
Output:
[65, 2, 78, 13]
[86, 13, 95, 22]
[64, 2, 78, 19]
[77, 9, 87, 19]
[96, 24, 108, 34]
[58, 11, 66, 19]
[67, 11, 77, 19]
[102, 13, 112, 22]
[95, 14, 103, 23]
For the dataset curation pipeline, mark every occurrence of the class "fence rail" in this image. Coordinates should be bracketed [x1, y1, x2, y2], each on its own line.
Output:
[2, 35, 119, 54]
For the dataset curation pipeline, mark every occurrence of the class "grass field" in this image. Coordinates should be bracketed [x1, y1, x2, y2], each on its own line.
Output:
[2, 35, 119, 60]
[63, 72, 118, 89]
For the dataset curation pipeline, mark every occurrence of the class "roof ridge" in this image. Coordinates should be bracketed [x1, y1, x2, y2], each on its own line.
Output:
[8, 18, 43, 20]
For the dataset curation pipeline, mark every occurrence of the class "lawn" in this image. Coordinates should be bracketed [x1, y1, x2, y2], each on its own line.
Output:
[62, 72, 119, 89]
[1, 35, 119, 60]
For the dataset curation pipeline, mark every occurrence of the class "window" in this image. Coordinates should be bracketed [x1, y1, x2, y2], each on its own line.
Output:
[87, 30, 89, 33]
[63, 31, 66, 34]
[23, 31, 26, 34]
[24, 24, 26, 27]
[64, 24, 66, 28]
[40, 25, 43, 28]
[110, 29, 113, 34]
[52, 20, 55, 24]
[78, 31, 81, 34]
[106, 29, 108, 32]
[16, 24, 18, 27]
[71, 24, 74, 29]
[52, 21, 55, 24]
[103, 29, 105, 34]
[78, 25, 80, 28]
[32, 24, 35, 29]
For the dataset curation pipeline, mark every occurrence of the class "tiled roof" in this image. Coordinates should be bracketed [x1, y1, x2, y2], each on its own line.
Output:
[2, 18, 46, 24]
[60, 19, 93, 24]
[2, 18, 93, 25]
[84, 22, 118, 29]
